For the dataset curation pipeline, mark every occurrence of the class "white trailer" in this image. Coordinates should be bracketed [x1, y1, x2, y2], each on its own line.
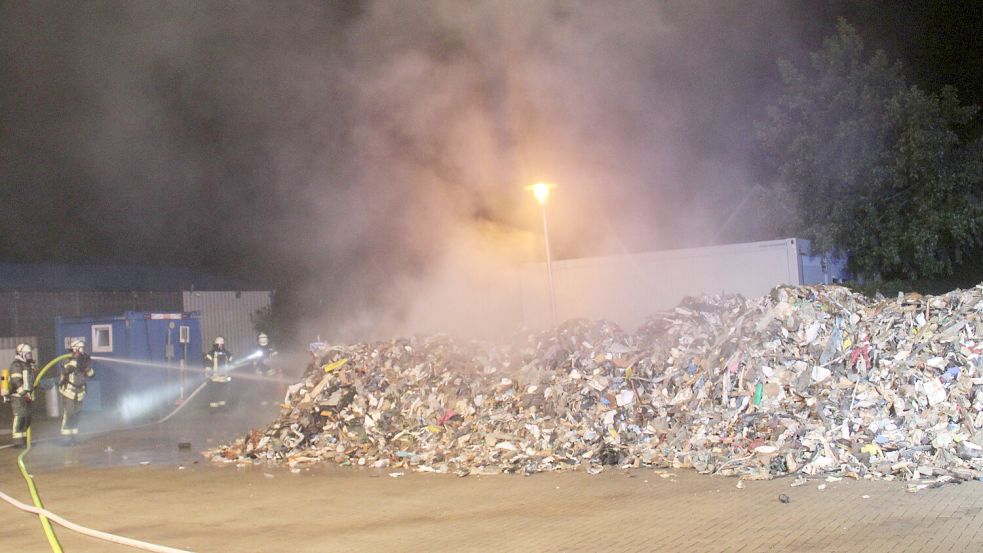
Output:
[520, 238, 846, 331]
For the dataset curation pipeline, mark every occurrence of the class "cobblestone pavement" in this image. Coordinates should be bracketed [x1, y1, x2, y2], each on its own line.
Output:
[2, 457, 982, 553]
[2, 405, 982, 552]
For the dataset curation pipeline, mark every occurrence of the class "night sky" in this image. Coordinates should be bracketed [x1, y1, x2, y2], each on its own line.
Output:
[1, 1, 981, 339]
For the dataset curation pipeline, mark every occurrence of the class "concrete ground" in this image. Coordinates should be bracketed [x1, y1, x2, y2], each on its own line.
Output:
[3, 383, 983, 553]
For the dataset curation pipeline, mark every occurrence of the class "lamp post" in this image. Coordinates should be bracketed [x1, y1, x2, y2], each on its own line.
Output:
[525, 182, 557, 325]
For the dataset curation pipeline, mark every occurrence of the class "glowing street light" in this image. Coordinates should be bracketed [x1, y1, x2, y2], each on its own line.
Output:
[525, 182, 558, 325]
[529, 182, 553, 206]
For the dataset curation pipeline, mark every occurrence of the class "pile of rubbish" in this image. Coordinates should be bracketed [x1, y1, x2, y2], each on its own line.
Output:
[207, 284, 983, 486]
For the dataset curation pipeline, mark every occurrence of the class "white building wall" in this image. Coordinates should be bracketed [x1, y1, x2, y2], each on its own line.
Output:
[521, 238, 808, 331]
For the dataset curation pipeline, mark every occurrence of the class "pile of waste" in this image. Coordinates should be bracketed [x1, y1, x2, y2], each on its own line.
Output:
[207, 284, 983, 486]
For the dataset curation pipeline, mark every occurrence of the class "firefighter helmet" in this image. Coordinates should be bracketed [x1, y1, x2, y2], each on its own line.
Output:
[258, 333, 268, 346]
[16, 343, 33, 361]
[70, 339, 85, 353]
[214, 337, 225, 346]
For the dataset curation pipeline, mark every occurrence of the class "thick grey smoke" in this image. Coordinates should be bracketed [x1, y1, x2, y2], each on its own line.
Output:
[303, 0, 817, 339]
[0, 1, 822, 343]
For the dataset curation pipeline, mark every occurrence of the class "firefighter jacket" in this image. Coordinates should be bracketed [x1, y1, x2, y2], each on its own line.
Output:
[6, 358, 35, 399]
[59, 353, 94, 401]
[254, 344, 278, 374]
[204, 347, 233, 382]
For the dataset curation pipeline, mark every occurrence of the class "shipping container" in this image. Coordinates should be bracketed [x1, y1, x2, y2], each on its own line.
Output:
[54, 312, 203, 415]
[520, 238, 848, 330]
[183, 291, 272, 357]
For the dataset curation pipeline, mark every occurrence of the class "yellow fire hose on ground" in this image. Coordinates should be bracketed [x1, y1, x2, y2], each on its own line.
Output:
[18, 353, 71, 552]
[6, 354, 194, 553]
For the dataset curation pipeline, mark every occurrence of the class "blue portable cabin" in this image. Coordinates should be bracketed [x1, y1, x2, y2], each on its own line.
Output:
[54, 311, 203, 415]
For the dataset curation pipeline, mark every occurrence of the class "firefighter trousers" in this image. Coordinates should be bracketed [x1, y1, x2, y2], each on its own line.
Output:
[60, 395, 83, 439]
[9, 396, 31, 446]
[207, 380, 230, 410]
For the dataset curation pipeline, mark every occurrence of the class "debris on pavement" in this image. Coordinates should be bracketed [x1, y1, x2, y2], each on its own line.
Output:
[207, 284, 983, 487]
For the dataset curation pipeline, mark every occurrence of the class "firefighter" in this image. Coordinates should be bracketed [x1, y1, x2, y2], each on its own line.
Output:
[253, 333, 278, 376]
[2, 344, 36, 448]
[204, 337, 233, 410]
[59, 339, 94, 445]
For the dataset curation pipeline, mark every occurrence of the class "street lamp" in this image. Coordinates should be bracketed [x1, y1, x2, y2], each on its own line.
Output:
[525, 182, 557, 325]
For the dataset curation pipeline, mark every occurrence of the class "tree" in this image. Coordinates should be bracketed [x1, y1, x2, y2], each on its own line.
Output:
[758, 20, 983, 281]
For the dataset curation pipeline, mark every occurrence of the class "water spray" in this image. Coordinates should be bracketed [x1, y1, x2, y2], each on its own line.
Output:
[88, 355, 290, 423]
[91, 354, 291, 385]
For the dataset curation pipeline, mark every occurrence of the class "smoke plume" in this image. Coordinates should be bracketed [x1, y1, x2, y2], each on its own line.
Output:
[0, 1, 827, 342]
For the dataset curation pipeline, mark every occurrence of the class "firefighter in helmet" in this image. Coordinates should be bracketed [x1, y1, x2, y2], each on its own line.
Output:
[59, 339, 94, 445]
[253, 333, 278, 376]
[2, 344, 37, 448]
[204, 336, 233, 410]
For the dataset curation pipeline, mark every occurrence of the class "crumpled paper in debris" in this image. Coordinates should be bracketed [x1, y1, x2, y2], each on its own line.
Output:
[207, 284, 983, 485]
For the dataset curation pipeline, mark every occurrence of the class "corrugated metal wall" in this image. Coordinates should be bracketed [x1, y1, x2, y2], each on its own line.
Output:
[0, 291, 182, 360]
[183, 291, 271, 357]
[0, 263, 250, 291]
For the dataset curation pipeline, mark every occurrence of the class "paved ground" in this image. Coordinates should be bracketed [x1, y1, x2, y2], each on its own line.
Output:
[2, 388, 983, 552]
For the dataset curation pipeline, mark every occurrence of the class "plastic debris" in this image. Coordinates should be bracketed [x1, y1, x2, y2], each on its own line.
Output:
[206, 284, 983, 486]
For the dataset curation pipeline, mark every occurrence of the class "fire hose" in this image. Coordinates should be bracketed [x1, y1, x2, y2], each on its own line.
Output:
[13, 353, 69, 551]
[2, 354, 195, 553]
[0, 490, 190, 553]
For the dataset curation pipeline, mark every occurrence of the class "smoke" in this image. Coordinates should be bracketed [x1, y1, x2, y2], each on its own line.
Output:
[0, 1, 824, 343]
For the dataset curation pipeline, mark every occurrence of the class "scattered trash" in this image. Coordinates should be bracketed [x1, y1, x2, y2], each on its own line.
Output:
[779, 494, 791, 503]
[205, 284, 983, 487]
[736, 480, 745, 489]
[104, 446, 114, 453]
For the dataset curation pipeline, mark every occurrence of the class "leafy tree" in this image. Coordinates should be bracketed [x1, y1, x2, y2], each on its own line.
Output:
[758, 20, 983, 281]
